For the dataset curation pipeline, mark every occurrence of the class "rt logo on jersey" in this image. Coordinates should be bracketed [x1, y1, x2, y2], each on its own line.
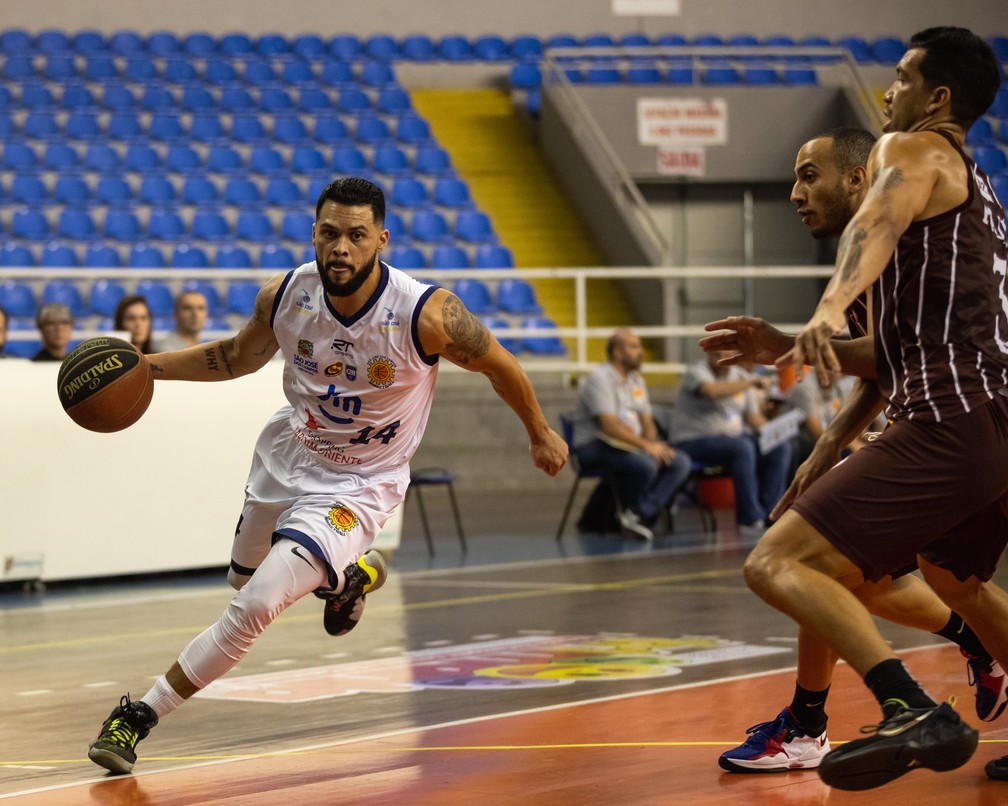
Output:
[331, 338, 354, 355]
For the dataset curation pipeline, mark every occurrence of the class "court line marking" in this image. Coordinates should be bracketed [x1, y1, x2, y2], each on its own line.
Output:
[2, 643, 998, 800]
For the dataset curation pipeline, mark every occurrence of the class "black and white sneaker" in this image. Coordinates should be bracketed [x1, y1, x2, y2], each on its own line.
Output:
[617, 509, 653, 541]
[818, 701, 977, 790]
[316, 550, 388, 636]
[87, 694, 158, 774]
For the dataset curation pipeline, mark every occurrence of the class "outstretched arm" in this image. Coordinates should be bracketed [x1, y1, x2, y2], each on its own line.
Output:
[149, 275, 282, 381]
[418, 289, 567, 476]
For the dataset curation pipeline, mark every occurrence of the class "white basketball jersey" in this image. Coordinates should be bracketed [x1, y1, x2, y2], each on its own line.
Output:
[271, 261, 440, 476]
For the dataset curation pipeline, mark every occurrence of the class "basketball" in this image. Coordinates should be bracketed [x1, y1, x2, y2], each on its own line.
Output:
[56, 337, 154, 433]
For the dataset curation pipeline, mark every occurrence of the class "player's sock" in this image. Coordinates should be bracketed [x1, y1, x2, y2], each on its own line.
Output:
[864, 658, 937, 717]
[935, 612, 989, 660]
[140, 675, 186, 719]
[788, 683, 829, 734]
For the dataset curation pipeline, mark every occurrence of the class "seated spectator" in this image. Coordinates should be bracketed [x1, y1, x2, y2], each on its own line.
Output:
[571, 328, 693, 540]
[114, 294, 154, 354]
[0, 304, 8, 357]
[31, 302, 74, 362]
[668, 350, 792, 539]
[153, 290, 208, 351]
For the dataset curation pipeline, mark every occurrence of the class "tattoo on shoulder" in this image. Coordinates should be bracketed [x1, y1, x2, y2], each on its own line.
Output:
[441, 294, 490, 364]
[837, 226, 868, 288]
[879, 167, 904, 194]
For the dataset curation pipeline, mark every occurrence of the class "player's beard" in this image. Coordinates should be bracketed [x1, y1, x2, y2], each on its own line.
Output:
[317, 248, 379, 297]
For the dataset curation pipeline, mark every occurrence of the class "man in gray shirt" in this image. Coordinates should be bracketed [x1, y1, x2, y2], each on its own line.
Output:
[572, 328, 693, 540]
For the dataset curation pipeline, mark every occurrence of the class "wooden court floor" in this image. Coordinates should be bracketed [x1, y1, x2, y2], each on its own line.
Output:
[3, 508, 1008, 804]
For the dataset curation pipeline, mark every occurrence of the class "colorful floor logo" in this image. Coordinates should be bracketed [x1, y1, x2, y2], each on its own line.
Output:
[198, 635, 789, 703]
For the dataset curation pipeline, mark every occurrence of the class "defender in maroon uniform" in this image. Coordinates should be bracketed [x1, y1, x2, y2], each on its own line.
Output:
[737, 28, 1008, 790]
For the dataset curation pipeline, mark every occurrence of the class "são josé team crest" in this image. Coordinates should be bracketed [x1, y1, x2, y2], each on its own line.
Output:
[326, 503, 358, 534]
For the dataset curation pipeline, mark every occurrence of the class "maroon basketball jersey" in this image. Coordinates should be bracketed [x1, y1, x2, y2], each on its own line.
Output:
[874, 130, 1008, 422]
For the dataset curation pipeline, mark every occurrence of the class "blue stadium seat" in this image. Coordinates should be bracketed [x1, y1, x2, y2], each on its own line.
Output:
[361, 60, 396, 86]
[96, 176, 133, 205]
[182, 176, 219, 206]
[384, 211, 407, 240]
[44, 143, 79, 171]
[329, 34, 361, 60]
[967, 118, 995, 147]
[125, 143, 161, 172]
[454, 211, 493, 242]
[546, 34, 578, 49]
[192, 211, 230, 241]
[172, 244, 210, 269]
[497, 278, 541, 314]
[267, 178, 304, 207]
[510, 62, 542, 90]
[297, 88, 331, 113]
[0, 111, 13, 139]
[182, 280, 224, 316]
[990, 89, 1008, 119]
[280, 211, 314, 241]
[259, 244, 296, 268]
[0, 279, 37, 316]
[165, 144, 201, 173]
[203, 59, 237, 84]
[385, 246, 426, 269]
[65, 110, 100, 140]
[231, 115, 267, 144]
[123, 57, 157, 82]
[836, 36, 872, 64]
[355, 117, 392, 145]
[207, 145, 244, 173]
[798, 36, 831, 48]
[147, 31, 181, 55]
[396, 115, 432, 145]
[0, 30, 32, 54]
[3, 142, 36, 171]
[139, 85, 172, 112]
[219, 33, 254, 56]
[431, 245, 470, 269]
[584, 33, 616, 47]
[236, 211, 273, 242]
[216, 247, 255, 269]
[89, 279, 127, 314]
[364, 34, 398, 60]
[41, 244, 80, 270]
[107, 111, 143, 140]
[256, 33, 289, 57]
[322, 61, 354, 86]
[151, 113, 185, 142]
[377, 87, 411, 114]
[224, 177, 262, 208]
[992, 174, 1008, 207]
[521, 316, 566, 355]
[332, 146, 368, 174]
[585, 63, 621, 84]
[83, 143, 118, 172]
[11, 208, 49, 239]
[85, 245, 122, 269]
[242, 60, 276, 84]
[109, 31, 143, 54]
[293, 34, 326, 59]
[73, 30, 105, 53]
[162, 58, 196, 83]
[702, 62, 740, 85]
[104, 210, 141, 240]
[11, 174, 47, 205]
[439, 36, 474, 62]
[226, 280, 259, 313]
[744, 62, 778, 85]
[338, 87, 372, 114]
[452, 279, 494, 313]
[0, 243, 34, 270]
[220, 85, 254, 112]
[620, 33, 651, 47]
[248, 146, 286, 175]
[433, 177, 471, 208]
[136, 279, 174, 314]
[2, 55, 35, 81]
[102, 83, 137, 110]
[973, 146, 1008, 176]
[181, 85, 215, 112]
[43, 279, 85, 316]
[54, 175, 90, 205]
[190, 113, 226, 143]
[183, 32, 215, 56]
[57, 209, 97, 240]
[782, 63, 818, 85]
[666, 59, 694, 84]
[414, 146, 452, 175]
[373, 145, 409, 175]
[84, 55, 117, 81]
[872, 36, 905, 64]
[285, 60, 316, 85]
[474, 35, 509, 61]
[290, 145, 325, 173]
[259, 86, 294, 113]
[129, 244, 166, 269]
[275, 117, 311, 145]
[24, 110, 59, 139]
[510, 36, 542, 59]
[391, 177, 428, 207]
[44, 56, 77, 80]
[64, 82, 99, 110]
[148, 210, 186, 241]
[401, 35, 437, 61]
[625, 61, 662, 84]
[474, 244, 514, 269]
[411, 210, 449, 242]
[315, 115, 350, 143]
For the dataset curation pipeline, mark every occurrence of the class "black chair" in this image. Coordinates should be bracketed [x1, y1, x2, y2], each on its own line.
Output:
[555, 413, 625, 541]
[405, 467, 467, 555]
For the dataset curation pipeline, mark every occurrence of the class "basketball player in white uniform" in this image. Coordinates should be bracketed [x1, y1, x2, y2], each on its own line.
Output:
[88, 177, 568, 774]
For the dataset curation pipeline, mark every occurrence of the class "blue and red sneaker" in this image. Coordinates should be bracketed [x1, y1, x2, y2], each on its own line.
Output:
[719, 707, 829, 773]
[964, 650, 1008, 722]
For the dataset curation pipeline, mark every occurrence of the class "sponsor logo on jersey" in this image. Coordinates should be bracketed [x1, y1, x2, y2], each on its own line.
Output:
[346, 365, 357, 380]
[295, 288, 315, 314]
[327, 503, 359, 534]
[331, 338, 354, 355]
[379, 307, 401, 332]
[325, 362, 344, 377]
[367, 355, 396, 388]
[293, 354, 319, 374]
[298, 340, 314, 358]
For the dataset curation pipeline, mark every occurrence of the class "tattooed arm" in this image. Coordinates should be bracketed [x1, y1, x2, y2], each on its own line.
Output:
[148, 274, 281, 381]
[781, 132, 947, 381]
[418, 289, 567, 476]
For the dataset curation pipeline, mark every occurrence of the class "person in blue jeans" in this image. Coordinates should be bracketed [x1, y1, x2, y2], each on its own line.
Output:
[572, 328, 693, 540]
[670, 350, 791, 539]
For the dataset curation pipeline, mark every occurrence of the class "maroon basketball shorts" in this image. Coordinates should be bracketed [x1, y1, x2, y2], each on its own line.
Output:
[793, 394, 1008, 582]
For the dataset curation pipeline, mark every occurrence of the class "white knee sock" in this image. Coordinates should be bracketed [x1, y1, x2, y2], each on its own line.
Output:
[141, 675, 186, 718]
[175, 540, 326, 692]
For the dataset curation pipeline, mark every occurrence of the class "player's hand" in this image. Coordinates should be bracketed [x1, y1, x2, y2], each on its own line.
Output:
[776, 306, 846, 386]
[701, 316, 795, 366]
[530, 428, 568, 476]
